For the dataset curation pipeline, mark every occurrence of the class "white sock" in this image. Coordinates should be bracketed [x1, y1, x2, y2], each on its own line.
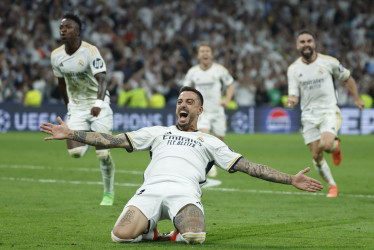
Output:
[68, 145, 90, 158]
[111, 231, 142, 243]
[175, 232, 188, 243]
[142, 228, 158, 241]
[331, 140, 338, 152]
[97, 150, 115, 194]
[181, 232, 206, 244]
[313, 159, 336, 186]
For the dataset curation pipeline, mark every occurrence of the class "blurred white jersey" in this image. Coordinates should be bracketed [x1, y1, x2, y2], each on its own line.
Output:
[183, 63, 234, 114]
[287, 53, 350, 111]
[51, 41, 109, 109]
[125, 125, 242, 196]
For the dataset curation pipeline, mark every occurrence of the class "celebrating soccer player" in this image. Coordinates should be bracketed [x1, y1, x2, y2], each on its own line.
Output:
[50, 13, 116, 205]
[286, 30, 364, 197]
[183, 42, 235, 177]
[41, 86, 323, 244]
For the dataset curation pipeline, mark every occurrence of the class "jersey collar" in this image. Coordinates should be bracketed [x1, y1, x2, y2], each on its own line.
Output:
[175, 125, 198, 132]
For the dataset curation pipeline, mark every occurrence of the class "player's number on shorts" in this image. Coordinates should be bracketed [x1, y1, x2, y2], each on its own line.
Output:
[136, 189, 145, 195]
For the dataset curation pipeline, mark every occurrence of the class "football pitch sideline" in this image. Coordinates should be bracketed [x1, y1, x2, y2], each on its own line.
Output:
[1, 132, 373, 249]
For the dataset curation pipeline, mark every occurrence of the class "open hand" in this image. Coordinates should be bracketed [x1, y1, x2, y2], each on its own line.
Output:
[40, 116, 71, 140]
[292, 167, 323, 192]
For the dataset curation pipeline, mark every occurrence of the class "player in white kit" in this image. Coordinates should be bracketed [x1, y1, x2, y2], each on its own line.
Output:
[41, 86, 323, 244]
[50, 13, 115, 205]
[286, 30, 364, 198]
[183, 42, 235, 177]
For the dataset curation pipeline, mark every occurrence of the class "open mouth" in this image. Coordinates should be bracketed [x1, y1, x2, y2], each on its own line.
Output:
[179, 110, 188, 122]
[302, 46, 312, 53]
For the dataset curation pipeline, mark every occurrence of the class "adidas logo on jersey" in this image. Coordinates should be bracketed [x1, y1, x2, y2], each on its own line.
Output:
[59, 62, 64, 67]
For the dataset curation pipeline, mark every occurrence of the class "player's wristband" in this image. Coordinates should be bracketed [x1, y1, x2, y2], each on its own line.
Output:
[94, 99, 104, 108]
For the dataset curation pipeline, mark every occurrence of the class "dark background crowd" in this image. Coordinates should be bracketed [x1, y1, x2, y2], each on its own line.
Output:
[1, 0, 374, 108]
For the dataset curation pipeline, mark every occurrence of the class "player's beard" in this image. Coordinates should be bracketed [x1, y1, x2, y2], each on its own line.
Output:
[178, 113, 196, 130]
[301, 46, 314, 60]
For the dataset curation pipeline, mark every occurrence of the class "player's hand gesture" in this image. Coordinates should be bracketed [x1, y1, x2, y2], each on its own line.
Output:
[220, 100, 228, 108]
[292, 167, 323, 192]
[91, 107, 101, 117]
[355, 99, 365, 110]
[40, 116, 71, 140]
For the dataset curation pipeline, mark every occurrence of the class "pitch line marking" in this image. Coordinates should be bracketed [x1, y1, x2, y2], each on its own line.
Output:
[1, 176, 140, 187]
[0, 176, 220, 188]
[0, 164, 221, 187]
[1, 176, 374, 199]
[0, 164, 143, 175]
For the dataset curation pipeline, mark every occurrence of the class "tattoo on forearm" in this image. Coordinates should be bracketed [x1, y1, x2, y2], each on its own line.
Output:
[72, 131, 126, 148]
[234, 158, 292, 184]
[72, 131, 88, 143]
[102, 133, 125, 145]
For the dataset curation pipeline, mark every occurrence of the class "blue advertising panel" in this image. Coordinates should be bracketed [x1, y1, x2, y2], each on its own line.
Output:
[340, 108, 374, 135]
[255, 107, 301, 133]
[0, 103, 373, 135]
[227, 108, 255, 134]
[0, 104, 67, 133]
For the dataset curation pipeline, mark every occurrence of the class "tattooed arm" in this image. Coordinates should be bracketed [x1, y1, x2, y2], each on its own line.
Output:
[40, 116, 130, 150]
[232, 158, 323, 192]
[69, 130, 129, 149]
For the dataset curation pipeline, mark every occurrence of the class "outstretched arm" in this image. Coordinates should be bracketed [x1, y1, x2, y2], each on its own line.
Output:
[221, 84, 235, 108]
[232, 158, 323, 192]
[345, 76, 364, 110]
[40, 116, 130, 150]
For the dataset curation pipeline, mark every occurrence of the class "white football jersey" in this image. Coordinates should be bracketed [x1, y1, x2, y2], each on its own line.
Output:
[51, 41, 109, 108]
[287, 53, 350, 111]
[183, 63, 234, 114]
[125, 126, 242, 195]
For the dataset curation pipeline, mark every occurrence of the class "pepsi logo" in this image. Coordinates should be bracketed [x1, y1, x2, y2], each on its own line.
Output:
[265, 108, 291, 132]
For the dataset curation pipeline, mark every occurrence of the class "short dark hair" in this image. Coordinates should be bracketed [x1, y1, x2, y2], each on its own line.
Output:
[179, 86, 204, 106]
[197, 41, 213, 54]
[63, 13, 82, 33]
[296, 29, 315, 39]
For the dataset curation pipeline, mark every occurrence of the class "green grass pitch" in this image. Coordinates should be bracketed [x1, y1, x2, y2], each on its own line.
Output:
[1, 132, 373, 249]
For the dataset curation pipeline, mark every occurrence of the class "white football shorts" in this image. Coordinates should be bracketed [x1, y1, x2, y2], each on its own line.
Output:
[123, 180, 204, 230]
[66, 103, 113, 133]
[198, 111, 227, 137]
[301, 106, 342, 145]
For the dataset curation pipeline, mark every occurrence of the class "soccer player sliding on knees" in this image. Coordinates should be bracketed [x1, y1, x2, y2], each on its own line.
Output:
[41, 87, 323, 245]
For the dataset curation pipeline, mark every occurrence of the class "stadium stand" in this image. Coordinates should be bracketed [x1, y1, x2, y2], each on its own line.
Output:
[0, 0, 373, 107]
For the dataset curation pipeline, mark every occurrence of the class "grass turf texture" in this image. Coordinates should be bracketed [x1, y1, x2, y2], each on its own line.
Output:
[0, 132, 373, 249]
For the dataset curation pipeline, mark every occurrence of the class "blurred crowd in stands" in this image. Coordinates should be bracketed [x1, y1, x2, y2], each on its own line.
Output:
[1, 0, 374, 108]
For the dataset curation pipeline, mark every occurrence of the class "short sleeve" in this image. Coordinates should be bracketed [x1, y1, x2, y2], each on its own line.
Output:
[126, 126, 161, 151]
[211, 141, 242, 172]
[50, 55, 63, 78]
[331, 58, 350, 82]
[89, 46, 107, 76]
[183, 70, 194, 87]
[220, 67, 234, 87]
[287, 66, 299, 97]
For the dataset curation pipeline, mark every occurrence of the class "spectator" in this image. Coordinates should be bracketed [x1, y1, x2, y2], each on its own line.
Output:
[24, 86, 42, 107]
[0, 0, 374, 105]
